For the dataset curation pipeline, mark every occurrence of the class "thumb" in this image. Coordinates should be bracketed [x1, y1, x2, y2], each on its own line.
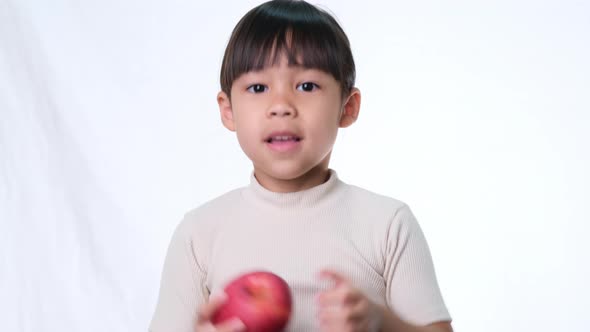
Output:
[215, 318, 247, 332]
[197, 292, 228, 324]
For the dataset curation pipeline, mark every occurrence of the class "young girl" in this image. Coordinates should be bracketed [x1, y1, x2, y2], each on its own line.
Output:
[150, 1, 453, 331]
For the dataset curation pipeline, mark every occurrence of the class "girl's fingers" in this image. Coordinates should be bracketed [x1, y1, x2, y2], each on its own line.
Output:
[196, 293, 246, 332]
[317, 285, 362, 307]
[318, 298, 366, 321]
[319, 269, 349, 286]
[197, 292, 227, 323]
[318, 308, 346, 331]
[317, 269, 376, 331]
[214, 318, 247, 332]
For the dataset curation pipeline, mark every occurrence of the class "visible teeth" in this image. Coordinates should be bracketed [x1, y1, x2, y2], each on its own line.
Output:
[271, 136, 296, 141]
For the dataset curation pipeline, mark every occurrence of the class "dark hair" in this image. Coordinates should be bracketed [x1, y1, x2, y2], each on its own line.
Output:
[220, 0, 355, 97]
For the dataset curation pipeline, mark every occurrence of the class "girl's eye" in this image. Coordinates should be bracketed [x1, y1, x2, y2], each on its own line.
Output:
[297, 82, 319, 92]
[247, 84, 267, 93]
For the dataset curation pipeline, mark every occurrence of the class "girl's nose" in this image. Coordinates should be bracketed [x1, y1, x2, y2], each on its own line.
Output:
[266, 91, 297, 118]
[268, 108, 294, 117]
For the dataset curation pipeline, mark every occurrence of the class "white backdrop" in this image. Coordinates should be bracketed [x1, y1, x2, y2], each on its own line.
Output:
[1, 0, 589, 331]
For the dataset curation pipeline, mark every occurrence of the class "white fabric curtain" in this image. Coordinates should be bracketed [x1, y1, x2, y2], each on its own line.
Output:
[2, 2, 143, 331]
[0, 1, 236, 330]
[2, 1, 589, 332]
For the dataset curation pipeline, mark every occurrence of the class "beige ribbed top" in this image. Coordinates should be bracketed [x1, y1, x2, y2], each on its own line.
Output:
[149, 170, 451, 332]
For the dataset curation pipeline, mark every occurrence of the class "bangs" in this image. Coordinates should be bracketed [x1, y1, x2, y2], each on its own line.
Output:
[220, 0, 355, 96]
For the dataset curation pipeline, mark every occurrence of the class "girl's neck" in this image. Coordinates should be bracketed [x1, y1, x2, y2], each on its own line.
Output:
[253, 165, 331, 193]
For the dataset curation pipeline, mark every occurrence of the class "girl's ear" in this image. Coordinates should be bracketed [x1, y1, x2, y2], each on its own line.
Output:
[339, 88, 361, 128]
[217, 91, 236, 131]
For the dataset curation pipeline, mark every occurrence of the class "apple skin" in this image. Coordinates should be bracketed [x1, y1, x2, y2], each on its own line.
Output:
[212, 271, 292, 332]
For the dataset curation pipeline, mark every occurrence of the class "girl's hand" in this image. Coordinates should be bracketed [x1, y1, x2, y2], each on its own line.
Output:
[195, 293, 246, 332]
[316, 270, 383, 332]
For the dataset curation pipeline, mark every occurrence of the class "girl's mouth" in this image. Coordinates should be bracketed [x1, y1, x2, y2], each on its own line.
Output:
[265, 135, 301, 143]
[265, 133, 303, 152]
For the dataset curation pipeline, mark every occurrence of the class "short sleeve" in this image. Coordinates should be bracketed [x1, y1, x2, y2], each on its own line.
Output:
[149, 216, 209, 332]
[383, 204, 451, 325]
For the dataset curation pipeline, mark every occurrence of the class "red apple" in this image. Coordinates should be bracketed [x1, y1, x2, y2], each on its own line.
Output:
[212, 271, 292, 332]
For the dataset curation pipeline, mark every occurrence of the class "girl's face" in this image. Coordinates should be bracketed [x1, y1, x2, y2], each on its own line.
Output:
[217, 55, 360, 192]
